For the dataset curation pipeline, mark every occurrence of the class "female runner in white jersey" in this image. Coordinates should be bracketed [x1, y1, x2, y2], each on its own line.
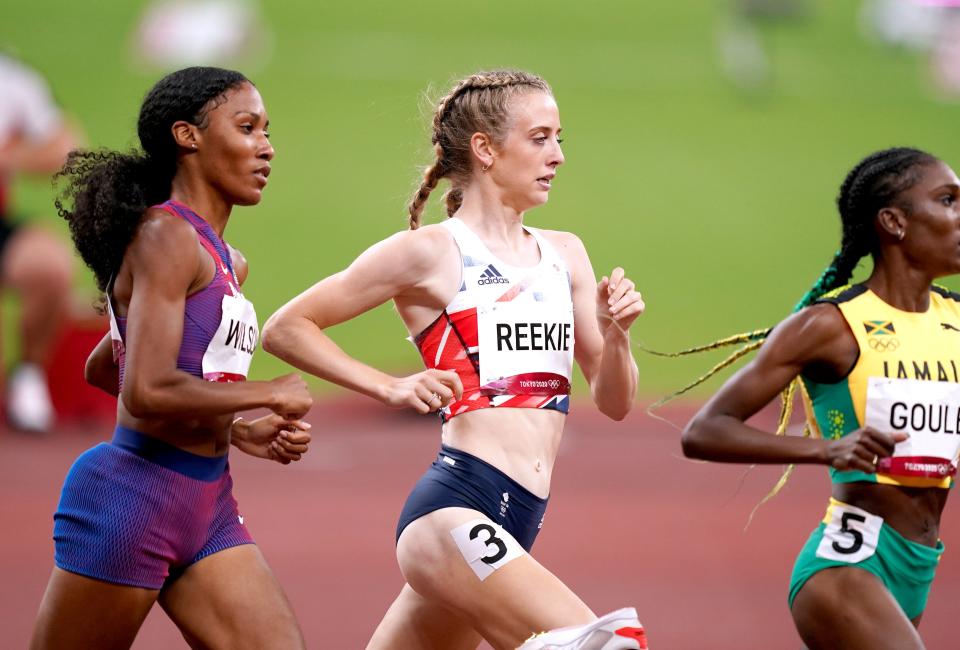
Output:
[263, 70, 647, 650]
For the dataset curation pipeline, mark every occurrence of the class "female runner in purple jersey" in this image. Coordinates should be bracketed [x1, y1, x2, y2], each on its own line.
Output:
[30, 67, 313, 649]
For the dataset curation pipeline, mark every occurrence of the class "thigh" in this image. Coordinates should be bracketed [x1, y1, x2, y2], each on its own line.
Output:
[398, 507, 595, 650]
[367, 583, 482, 650]
[1, 225, 72, 287]
[791, 566, 924, 650]
[158, 544, 304, 650]
[31, 567, 159, 650]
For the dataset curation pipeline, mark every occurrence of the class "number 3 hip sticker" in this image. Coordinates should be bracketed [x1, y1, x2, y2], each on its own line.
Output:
[450, 518, 525, 581]
[815, 500, 883, 564]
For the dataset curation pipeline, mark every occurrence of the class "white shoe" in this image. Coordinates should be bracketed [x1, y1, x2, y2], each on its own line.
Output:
[7, 363, 54, 433]
[518, 607, 648, 650]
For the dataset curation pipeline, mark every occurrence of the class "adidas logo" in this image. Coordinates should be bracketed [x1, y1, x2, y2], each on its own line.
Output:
[478, 265, 509, 285]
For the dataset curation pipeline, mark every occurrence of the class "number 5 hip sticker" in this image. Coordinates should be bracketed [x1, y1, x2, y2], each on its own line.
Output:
[450, 518, 525, 581]
[815, 500, 883, 564]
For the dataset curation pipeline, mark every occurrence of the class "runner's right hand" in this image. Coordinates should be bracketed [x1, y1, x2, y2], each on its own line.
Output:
[381, 369, 463, 414]
[824, 426, 908, 473]
[268, 373, 313, 419]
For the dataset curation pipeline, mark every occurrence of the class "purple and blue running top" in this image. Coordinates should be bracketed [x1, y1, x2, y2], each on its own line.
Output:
[113, 200, 239, 389]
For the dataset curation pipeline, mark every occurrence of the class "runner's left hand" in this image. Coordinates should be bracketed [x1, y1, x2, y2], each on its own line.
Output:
[232, 414, 312, 464]
[596, 267, 645, 334]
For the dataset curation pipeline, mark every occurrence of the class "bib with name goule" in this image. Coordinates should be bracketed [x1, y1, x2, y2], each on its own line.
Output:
[865, 377, 960, 479]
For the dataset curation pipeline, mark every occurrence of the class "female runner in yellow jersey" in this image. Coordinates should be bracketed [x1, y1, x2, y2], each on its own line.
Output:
[683, 147, 960, 650]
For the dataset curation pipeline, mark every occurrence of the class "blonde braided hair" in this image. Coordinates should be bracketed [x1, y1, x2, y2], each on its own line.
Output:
[407, 70, 552, 229]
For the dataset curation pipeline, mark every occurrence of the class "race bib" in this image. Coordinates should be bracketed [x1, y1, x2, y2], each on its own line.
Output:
[476, 300, 573, 396]
[815, 500, 882, 563]
[201, 293, 258, 382]
[865, 377, 960, 478]
[450, 519, 525, 581]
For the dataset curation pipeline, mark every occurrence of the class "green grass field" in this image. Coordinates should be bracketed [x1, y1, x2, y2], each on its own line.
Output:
[3, 1, 958, 395]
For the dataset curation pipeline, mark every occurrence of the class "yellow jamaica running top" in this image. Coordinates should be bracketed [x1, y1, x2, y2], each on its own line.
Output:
[800, 283, 960, 489]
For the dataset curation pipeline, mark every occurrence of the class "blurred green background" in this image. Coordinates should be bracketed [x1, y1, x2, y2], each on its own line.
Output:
[3, 0, 958, 396]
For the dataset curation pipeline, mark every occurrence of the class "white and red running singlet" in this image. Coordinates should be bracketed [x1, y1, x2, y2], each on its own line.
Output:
[414, 217, 574, 420]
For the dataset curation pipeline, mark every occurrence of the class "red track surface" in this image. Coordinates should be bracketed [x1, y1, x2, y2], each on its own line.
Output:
[2, 397, 958, 649]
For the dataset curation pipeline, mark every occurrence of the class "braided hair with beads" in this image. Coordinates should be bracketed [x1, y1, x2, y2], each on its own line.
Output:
[649, 147, 939, 507]
[407, 70, 552, 230]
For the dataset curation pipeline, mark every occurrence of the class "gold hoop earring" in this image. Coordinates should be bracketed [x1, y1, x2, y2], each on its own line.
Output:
[481, 163, 491, 172]
[898, 230, 905, 241]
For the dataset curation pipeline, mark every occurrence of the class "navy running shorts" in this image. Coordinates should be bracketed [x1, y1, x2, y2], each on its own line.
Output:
[396, 444, 549, 551]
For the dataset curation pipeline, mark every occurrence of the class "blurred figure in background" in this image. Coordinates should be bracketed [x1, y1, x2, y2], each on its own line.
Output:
[132, 0, 271, 71]
[0, 53, 78, 433]
[717, 0, 813, 93]
[861, 0, 945, 50]
[861, 0, 960, 99]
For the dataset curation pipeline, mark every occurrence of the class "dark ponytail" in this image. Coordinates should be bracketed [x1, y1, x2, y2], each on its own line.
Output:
[54, 66, 249, 292]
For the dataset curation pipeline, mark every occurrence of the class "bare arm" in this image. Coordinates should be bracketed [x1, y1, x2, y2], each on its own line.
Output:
[226, 240, 310, 463]
[120, 211, 310, 419]
[556, 232, 643, 421]
[682, 304, 902, 471]
[230, 414, 312, 464]
[0, 122, 79, 176]
[263, 227, 462, 413]
[84, 332, 119, 397]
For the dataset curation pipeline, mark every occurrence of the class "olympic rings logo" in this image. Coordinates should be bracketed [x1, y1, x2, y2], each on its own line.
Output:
[868, 337, 900, 352]
[548, 379, 560, 390]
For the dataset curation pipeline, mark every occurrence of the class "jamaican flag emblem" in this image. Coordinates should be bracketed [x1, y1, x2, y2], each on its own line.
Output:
[863, 320, 895, 335]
